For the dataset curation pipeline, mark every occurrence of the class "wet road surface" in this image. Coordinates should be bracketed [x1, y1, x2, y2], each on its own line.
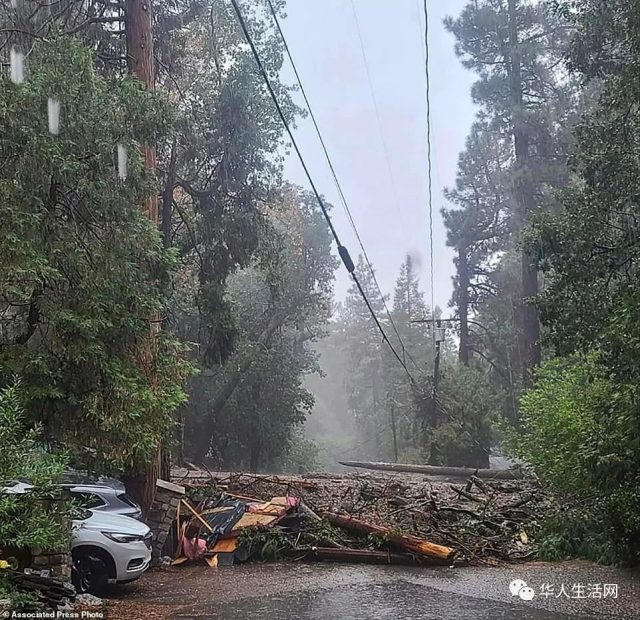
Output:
[109, 561, 640, 619]
[206, 579, 584, 620]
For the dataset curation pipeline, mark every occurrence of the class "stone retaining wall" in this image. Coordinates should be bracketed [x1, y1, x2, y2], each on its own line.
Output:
[30, 548, 71, 581]
[147, 479, 185, 565]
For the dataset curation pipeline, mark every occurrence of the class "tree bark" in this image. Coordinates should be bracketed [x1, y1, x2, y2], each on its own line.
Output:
[321, 512, 455, 563]
[192, 310, 287, 462]
[508, 0, 541, 386]
[339, 460, 526, 480]
[124, 0, 160, 514]
[125, 0, 157, 224]
[458, 246, 470, 366]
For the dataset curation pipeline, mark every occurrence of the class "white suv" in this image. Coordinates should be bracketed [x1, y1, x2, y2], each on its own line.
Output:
[3, 482, 153, 595]
[72, 510, 152, 594]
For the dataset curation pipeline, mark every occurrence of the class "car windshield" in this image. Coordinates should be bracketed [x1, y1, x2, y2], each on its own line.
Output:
[70, 491, 106, 509]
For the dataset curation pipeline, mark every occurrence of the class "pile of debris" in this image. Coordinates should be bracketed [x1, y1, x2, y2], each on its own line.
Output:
[3, 569, 76, 611]
[170, 466, 547, 567]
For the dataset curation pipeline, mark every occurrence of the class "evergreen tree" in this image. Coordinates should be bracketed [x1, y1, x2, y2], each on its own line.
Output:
[444, 0, 577, 385]
[340, 256, 391, 459]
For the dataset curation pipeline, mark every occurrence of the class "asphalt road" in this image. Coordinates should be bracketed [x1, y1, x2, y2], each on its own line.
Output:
[108, 560, 640, 620]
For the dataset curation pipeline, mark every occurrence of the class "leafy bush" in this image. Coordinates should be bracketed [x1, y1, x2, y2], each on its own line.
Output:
[273, 430, 321, 474]
[511, 353, 640, 564]
[0, 381, 72, 605]
[430, 364, 498, 467]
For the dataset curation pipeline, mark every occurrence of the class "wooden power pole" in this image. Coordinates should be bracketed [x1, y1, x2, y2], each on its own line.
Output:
[124, 0, 161, 513]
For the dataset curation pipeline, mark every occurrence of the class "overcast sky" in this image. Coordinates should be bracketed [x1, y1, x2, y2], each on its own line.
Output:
[278, 0, 476, 314]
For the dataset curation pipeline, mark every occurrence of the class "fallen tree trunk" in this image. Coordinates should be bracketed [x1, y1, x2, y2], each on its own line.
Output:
[305, 547, 431, 566]
[321, 512, 455, 563]
[339, 460, 526, 480]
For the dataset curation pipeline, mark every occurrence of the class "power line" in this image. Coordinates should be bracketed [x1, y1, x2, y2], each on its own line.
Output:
[349, 0, 406, 229]
[422, 0, 436, 333]
[264, 0, 422, 376]
[229, 0, 419, 387]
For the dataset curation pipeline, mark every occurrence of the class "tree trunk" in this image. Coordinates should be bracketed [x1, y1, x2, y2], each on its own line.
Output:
[339, 460, 526, 480]
[305, 547, 436, 566]
[192, 310, 287, 462]
[162, 140, 177, 249]
[125, 0, 157, 222]
[457, 245, 470, 366]
[321, 512, 454, 562]
[508, 0, 541, 386]
[124, 0, 160, 513]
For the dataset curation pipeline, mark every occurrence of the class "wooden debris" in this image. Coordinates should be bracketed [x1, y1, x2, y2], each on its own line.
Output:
[321, 512, 455, 563]
[305, 547, 430, 566]
[172, 467, 547, 565]
[339, 460, 527, 480]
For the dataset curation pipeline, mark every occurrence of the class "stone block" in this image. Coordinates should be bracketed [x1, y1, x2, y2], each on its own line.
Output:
[156, 479, 186, 495]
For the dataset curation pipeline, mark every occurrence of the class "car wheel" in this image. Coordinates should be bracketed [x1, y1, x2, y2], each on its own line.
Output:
[72, 552, 108, 596]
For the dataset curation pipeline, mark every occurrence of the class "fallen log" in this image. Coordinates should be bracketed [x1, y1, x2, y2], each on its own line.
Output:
[339, 461, 526, 480]
[321, 512, 455, 563]
[305, 546, 434, 566]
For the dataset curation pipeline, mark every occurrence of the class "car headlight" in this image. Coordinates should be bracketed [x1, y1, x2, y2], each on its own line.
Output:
[102, 531, 145, 543]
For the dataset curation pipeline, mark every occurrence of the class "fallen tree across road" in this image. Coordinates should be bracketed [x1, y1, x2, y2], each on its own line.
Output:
[321, 512, 455, 564]
[339, 461, 528, 480]
[172, 467, 547, 565]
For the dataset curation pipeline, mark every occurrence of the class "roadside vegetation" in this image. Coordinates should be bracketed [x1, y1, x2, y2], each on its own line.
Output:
[0, 382, 72, 608]
[441, 0, 640, 564]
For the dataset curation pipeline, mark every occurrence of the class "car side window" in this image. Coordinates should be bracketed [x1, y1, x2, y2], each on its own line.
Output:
[71, 492, 106, 509]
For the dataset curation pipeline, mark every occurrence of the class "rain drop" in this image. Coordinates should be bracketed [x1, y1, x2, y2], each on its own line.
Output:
[117, 144, 128, 180]
[48, 98, 61, 135]
[10, 48, 24, 84]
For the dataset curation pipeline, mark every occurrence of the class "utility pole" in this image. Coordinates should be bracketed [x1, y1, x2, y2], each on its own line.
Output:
[410, 316, 447, 462]
[124, 0, 161, 513]
[431, 320, 442, 423]
[388, 393, 398, 463]
[428, 319, 444, 464]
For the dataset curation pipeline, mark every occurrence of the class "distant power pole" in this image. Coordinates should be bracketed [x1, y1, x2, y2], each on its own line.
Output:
[388, 394, 398, 463]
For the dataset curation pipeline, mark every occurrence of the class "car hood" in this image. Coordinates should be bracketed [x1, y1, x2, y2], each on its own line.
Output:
[73, 510, 150, 536]
[1, 482, 34, 494]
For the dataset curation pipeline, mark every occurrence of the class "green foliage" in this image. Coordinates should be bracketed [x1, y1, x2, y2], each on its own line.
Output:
[158, 0, 304, 368]
[515, 0, 640, 565]
[182, 185, 337, 469]
[237, 527, 288, 562]
[365, 533, 388, 550]
[0, 381, 72, 606]
[442, 0, 578, 416]
[511, 355, 601, 491]
[511, 354, 640, 563]
[0, 39, 191, 473]
[430, 364, 497, 468]
[275, 432, 322, 475]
